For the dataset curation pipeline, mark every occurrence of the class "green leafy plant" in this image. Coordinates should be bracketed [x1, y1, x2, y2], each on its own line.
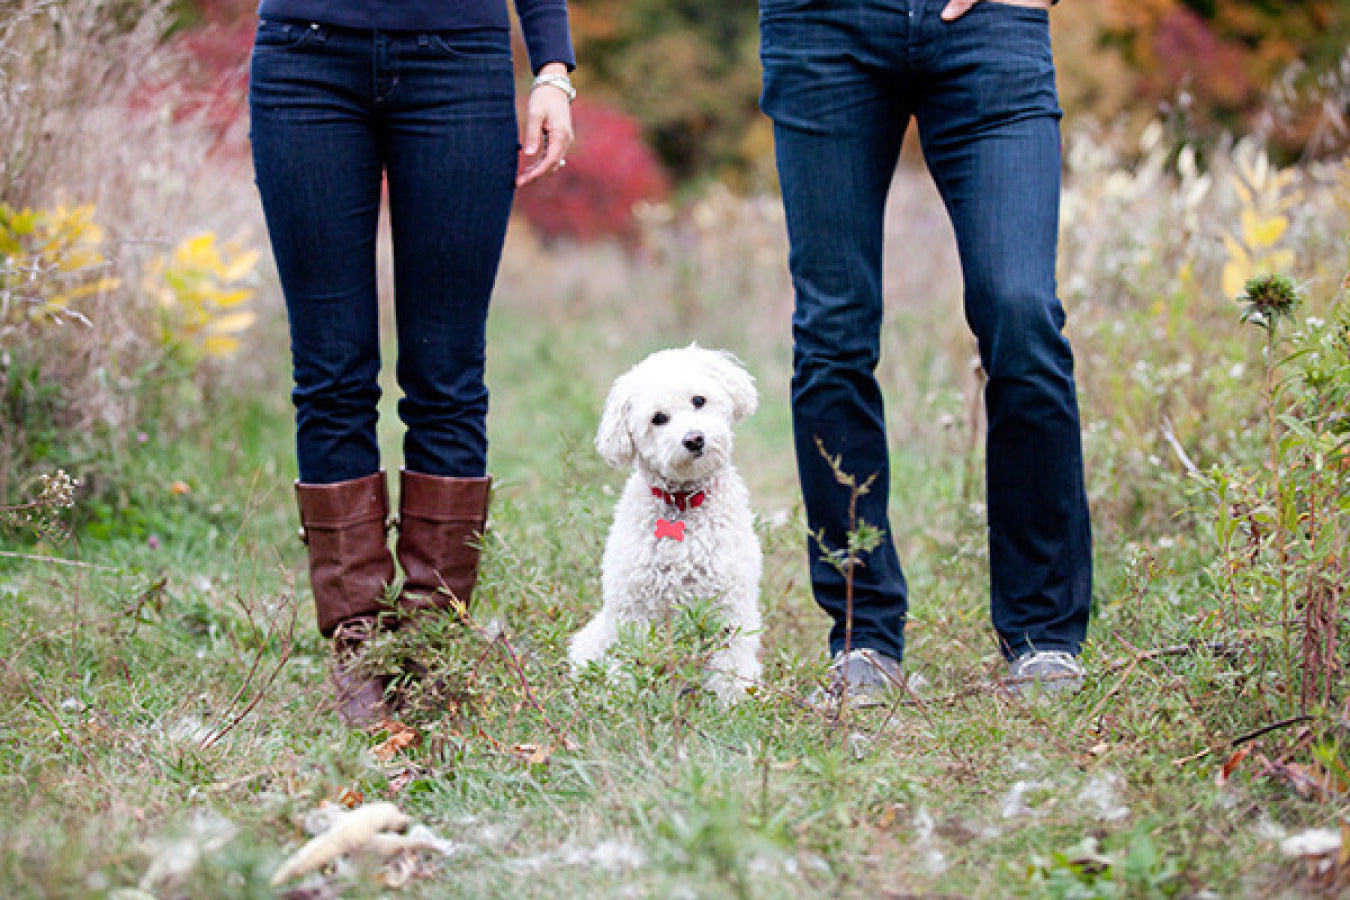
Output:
[811, 437, 884, 664]
[1026, 829, 1184, 899]
[1188, 266, 1350, 724]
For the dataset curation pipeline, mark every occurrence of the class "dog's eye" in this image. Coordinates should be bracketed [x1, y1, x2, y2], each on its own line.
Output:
[651, 411, 670, 426]
[691, 396, 706, 409]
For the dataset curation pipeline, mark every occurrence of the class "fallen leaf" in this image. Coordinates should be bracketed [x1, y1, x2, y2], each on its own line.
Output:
[1217, 745, 1251, 785]
[386, 766, 424, 795]
[370, 721, 421, 762]
[511, 743, 550, 765]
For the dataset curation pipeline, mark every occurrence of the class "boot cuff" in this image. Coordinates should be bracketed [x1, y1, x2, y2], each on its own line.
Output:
[296, 471, 390, 531]
[398, 470, 491, 522]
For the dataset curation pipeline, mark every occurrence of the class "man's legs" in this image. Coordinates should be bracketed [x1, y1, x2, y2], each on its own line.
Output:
[916, 2, 1091, 661]
[761, 6, 913, 664]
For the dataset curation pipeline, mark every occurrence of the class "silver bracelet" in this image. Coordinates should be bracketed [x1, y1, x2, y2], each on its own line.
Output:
[531, 72, 576, 103]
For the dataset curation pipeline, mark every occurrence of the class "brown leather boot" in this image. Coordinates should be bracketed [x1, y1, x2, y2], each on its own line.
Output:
[295, 471, 398, 725]
[395, 469, 492, 615]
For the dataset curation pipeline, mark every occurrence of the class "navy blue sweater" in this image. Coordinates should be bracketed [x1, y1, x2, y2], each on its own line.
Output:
[256, 0, 575, 73]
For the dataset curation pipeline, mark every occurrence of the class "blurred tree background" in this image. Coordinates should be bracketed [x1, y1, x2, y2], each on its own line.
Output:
[570, 0, 1350, 180]
[167, 0, 1349, 236]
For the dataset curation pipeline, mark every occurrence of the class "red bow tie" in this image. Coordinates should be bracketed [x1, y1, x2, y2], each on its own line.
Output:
[651, 486, 707, 511]
[655, 518, 686, 541]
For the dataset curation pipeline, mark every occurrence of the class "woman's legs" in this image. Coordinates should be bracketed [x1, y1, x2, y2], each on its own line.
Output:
[251, 22, 386, 486]
[251, 21, 397, 722]
[378, 30, 518, 611]
[382, 29, 519, 478]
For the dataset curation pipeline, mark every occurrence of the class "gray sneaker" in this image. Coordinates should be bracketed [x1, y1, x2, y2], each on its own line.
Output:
[1007, 650, 1084, 696]
[826, 648, 905, 708]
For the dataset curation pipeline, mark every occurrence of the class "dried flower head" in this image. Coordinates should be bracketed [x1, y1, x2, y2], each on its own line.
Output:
[2, 469, 80, 544]
[1237, 274, 1301, 330]
[37, 469, 79, 509]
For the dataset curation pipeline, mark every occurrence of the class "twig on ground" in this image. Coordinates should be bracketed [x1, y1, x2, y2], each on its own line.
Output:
[491, 628, 574, 751]
[1085, 638, 1249, 726]
[199, 592, 299, 751]
[0, 550, 120, 570]
[1160, 413, 1203, 480]
[1231, 714, 1316, 747]
[1101, 639, 1248, 674]
[1173, 714, 1321, 767]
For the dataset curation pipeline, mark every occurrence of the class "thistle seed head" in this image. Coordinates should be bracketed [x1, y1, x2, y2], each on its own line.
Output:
[1238, 274, 1301, 330]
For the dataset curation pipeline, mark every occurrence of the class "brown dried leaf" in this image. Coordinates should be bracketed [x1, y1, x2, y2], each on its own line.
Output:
[510, 743, 550, 765]
[1217, 745, 1251, 785]
[370, 721, 422, 762]
[386, 766, 424, 796]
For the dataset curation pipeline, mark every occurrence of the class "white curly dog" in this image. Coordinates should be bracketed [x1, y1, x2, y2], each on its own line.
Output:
[569, 345, 764, 701]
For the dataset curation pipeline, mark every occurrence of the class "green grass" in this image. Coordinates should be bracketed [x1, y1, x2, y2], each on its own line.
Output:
[3, 250, 1348, 900]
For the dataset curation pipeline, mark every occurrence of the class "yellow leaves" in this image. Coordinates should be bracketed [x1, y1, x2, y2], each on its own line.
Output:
[1240, 209, 1287, 249]
[3, 199, 261, 367]
[0, 202, 105, 267]
[1, 201, 119, 328]
[148, 230, 259, 358]
[219, 249, 260, 285]
[1219, 143, 1300, 300]
[1221, 229, 1295, 299]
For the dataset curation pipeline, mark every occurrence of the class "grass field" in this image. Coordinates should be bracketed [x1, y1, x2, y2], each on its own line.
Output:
[6, 159, 1350, 897]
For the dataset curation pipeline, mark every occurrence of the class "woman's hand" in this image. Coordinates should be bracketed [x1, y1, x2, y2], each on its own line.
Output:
[941, 0, 1051, 21]
[517, 62, 575, 187]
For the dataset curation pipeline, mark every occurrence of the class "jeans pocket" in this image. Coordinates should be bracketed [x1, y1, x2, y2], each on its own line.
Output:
[427, 30, 513, 68]
[974, 0, 1050, 20]
[254, 19, 319, 49]
[760, 0, 818, 14]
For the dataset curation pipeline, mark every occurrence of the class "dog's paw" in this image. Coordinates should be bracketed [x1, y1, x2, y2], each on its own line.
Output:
[703, 669, 759, 706]
[568, 616, 617, 670]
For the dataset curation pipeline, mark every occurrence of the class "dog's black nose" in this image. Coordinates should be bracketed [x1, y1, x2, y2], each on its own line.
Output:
[683, 432, 705, 456]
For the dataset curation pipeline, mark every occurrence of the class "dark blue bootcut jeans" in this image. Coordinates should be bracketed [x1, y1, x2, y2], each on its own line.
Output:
[760, 0, 1092, 662]
[249, 20, 519, 484]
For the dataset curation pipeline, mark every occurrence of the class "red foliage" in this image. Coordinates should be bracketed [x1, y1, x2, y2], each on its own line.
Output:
[129, 1, 673, 224]
[513, 98, 670, 244]
[1148, 8, 1252, 111]
[190, 0, 257, 25]
[128, 18, 253, 159]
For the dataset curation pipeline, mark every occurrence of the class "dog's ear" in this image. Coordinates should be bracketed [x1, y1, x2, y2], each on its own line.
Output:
[709, 350, 758, 424]
[595, 374, 636, 469]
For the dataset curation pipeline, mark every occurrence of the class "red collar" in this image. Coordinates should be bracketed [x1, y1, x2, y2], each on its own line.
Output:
[651, 485, 707, 512]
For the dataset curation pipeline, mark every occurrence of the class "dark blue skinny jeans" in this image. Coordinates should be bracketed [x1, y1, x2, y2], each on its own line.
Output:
[249, 20, 519, 484]
[760, 0, 1092, 662]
